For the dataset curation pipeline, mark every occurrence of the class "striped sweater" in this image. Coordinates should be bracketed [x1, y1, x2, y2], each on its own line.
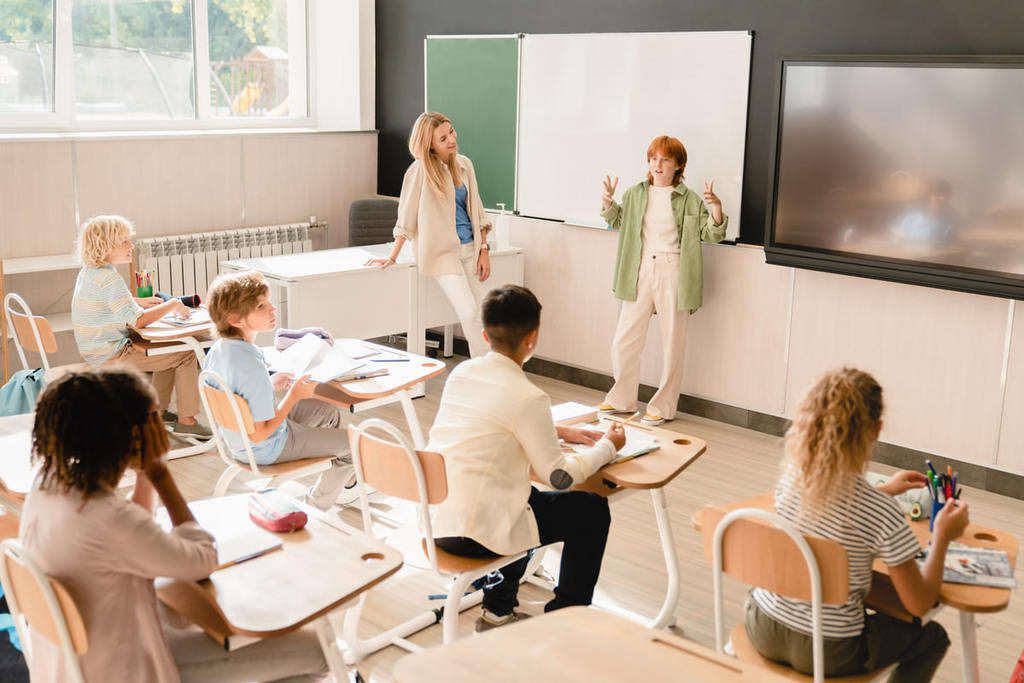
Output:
[71, 265, 143, 365]
[751, 465, 921, 638]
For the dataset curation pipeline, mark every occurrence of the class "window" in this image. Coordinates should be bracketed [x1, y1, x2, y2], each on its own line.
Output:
[72, 0, 195, 120]
[0, 0, 55, 113]
[0, 0, 310, 128]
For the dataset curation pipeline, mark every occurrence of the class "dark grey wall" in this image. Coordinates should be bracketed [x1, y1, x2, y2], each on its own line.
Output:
[375, 0, 1024, 244]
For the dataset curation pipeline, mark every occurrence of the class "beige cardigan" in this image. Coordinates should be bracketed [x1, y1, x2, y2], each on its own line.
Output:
[393, 154, 492, 277]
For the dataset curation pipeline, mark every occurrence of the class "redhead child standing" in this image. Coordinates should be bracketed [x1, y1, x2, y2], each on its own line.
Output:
[599, 136, 726, 425]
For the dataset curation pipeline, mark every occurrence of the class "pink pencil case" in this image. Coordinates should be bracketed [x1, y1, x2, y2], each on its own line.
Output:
[248, 488, 308, 533]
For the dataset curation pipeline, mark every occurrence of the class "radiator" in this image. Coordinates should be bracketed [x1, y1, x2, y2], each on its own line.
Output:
[135, 223, 314, 297]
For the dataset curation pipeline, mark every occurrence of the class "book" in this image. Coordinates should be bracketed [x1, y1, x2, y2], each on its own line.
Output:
[268, 333, 365, 383]
[918, 543, 1017, 589]
[566, 419, 661, 464]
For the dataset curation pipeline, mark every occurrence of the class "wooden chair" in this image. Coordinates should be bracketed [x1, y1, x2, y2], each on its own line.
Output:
[700, 506, 896, 683]
[340, 418, 534, 663]
[3, 293, 85, 382]
[0, 539, 88, 683]
[198, 369, 335, 497]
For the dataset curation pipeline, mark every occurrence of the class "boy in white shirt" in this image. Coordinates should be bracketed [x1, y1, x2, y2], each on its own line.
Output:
[428, 285, 626, 630]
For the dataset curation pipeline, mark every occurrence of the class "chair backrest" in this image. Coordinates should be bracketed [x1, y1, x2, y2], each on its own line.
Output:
[347, 419, 447, 568]
[348, 198, 399, 247]
[701, 506, 849, 683]
[4, 293, 57, 373]
[699, 506, 850, 604]
[197, 369, 260, 473]
[0, 539, 88, 683]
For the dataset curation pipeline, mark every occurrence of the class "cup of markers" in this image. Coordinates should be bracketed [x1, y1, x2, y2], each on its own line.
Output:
[136, 270, 153, 298]
[925, 459, 960, 532]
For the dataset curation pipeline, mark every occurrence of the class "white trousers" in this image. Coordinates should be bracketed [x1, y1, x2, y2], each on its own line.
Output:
[433, 242, 491, 358]
[605, 251, 691, 420]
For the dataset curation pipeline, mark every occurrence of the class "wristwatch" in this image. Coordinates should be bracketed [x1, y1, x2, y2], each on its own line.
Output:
[480, 242, 490, 251]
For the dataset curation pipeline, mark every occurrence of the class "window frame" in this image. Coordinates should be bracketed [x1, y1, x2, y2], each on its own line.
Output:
[0, 0, 312, 132]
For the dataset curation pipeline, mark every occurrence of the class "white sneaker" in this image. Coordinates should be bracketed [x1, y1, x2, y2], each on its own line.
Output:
[306, 462, 381, 509]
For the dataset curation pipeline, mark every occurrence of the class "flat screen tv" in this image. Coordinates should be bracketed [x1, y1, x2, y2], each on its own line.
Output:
[764, 57, 1024, 300]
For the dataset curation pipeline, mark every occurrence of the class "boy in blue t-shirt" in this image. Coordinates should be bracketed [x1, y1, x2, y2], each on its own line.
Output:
[203, 270, 354, 508]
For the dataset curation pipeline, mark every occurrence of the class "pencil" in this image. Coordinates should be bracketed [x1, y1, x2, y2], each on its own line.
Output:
[619, 412, 640, 429]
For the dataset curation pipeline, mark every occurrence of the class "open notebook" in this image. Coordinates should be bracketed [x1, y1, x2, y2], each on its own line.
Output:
[156, 503, 282, 569]
[560, 416, 661, 464]
[266, 333, 368, 383]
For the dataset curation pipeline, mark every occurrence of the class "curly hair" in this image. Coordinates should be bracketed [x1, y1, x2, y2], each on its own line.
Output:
[784, 367, 883, 512]
[33, 368, 156, 498]
[75, 215, 135, 268]
[206, 270, 270, 339]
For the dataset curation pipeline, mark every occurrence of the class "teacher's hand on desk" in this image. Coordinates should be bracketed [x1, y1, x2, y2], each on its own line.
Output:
[364, 257, 396, 269]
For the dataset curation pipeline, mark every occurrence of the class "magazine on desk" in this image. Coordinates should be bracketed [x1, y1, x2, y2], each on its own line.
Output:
[918, 542, 1017, 589]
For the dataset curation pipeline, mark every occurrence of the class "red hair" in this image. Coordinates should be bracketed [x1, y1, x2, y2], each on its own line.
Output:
[646, 136, 687, 186]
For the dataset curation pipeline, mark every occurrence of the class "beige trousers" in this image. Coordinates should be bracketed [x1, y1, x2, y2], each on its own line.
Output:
[605, 251, 690, 420]
[108, 340, 201, 419]
[433, 242, 491, 358]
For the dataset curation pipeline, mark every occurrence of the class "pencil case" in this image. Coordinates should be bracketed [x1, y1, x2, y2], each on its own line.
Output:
[248, 488, 308, 533]
[274, 327, 334, 350]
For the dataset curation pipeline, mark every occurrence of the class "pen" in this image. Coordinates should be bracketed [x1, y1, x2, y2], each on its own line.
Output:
[926, 459, 937, 477]
[370, 358, 410, 363]
[619, 412, 640, 429]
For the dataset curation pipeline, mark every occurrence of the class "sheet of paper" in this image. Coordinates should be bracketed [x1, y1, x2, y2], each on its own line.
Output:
[270, 333, 330, 377]
[156, 504, 283, 568]
[567, 420, 660, 463]
[159, 307, 211, 327]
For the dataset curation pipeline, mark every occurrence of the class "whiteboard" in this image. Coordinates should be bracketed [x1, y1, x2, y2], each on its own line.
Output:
[516, 31, 751, 238]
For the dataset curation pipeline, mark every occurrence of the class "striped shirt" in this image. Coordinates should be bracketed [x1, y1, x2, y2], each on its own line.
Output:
[71, 265, 143, 366]
[751, 465, 921, 638]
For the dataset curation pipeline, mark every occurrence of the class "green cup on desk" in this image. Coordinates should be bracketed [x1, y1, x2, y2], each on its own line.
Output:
[137, 286, 153, 297]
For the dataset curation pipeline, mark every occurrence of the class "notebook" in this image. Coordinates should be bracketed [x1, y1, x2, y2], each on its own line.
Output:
[565, 418, 661, 463]
[267, 333, 365, 383]
[156, 505, 283, 569]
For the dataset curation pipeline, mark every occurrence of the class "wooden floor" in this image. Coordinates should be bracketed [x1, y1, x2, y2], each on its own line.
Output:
[169, 354, 1024, 683]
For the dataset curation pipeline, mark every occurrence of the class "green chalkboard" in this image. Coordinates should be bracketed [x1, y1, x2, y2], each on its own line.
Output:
[425, 36, 518, 211]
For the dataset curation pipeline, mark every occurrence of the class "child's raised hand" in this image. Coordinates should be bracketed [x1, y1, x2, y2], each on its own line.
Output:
[702, 180, 721, 208]
[602, 175, 619, 210]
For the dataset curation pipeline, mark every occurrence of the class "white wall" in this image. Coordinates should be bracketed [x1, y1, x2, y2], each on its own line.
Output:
[508, 215, 1022, 475]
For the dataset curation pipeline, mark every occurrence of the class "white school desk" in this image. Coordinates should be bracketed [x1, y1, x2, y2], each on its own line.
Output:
[220, 243, 525, 358]
[544, 412, 708, 630]
[263, 338, 447, 449]
[394, 606, 792, 682]
[156, 493, 403, 680]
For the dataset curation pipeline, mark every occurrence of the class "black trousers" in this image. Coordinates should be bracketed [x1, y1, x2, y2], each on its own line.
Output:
[436, 487, 611, 616]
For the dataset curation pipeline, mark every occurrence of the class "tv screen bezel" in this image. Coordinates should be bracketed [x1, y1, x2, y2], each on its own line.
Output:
[763, 55, 1024, 301]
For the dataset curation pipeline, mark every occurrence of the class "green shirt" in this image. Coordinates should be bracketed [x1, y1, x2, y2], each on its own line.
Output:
[601, 180, 727, 313]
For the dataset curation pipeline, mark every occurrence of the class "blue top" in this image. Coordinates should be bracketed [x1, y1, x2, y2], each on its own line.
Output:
[454, 184, 473, 244]
[203, 338, 288, 465]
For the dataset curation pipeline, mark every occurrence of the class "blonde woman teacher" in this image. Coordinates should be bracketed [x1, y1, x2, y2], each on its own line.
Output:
[365, 112, 492, 358]
[598, 135, 727, 426]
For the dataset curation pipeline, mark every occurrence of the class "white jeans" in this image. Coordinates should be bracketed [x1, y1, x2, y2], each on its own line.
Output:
[605, 251, 691, 420]
[168, 624, 328, 683]
[433, 242, 491, 358]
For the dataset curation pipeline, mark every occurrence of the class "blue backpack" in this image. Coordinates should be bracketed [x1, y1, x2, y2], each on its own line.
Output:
[0, 369, 45, 417]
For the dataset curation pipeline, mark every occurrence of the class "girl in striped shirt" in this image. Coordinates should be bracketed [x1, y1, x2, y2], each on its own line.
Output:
[746, 367, 969, 681]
